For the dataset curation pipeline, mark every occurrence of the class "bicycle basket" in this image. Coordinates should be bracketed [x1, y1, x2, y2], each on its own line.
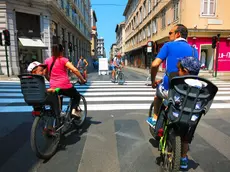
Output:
[167, 75, 218, 126]
[18, 74, 47, 105]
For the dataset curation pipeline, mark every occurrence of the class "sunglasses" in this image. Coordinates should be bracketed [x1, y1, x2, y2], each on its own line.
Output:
[169, 32, 174, 35]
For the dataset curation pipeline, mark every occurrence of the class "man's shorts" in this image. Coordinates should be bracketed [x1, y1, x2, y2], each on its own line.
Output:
[156, 83, 168, 99]
[111, 65, 115, 71]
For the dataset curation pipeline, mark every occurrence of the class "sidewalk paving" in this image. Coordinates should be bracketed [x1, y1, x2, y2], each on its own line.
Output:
[125, 66, 230, 81]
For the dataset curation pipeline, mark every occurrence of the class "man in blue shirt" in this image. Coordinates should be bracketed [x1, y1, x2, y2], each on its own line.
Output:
[147, 24, 199, 127]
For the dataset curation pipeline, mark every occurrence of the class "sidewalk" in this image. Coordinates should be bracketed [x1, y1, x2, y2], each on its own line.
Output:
[125, 66, 230, 81]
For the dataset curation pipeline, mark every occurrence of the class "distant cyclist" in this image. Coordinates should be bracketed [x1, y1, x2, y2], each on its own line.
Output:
[77, 56, 88, 79]
[111, 53, 124, 82]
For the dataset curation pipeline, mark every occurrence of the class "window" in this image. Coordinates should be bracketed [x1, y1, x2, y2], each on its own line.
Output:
[153, 0, 157, 7]
[143, 1, 146, 18]
[148, 0, 151, 13]
[140, 7, 142, 23]
[147, 25, 151, 37]
[161, 10, 166, 29]
[174, 1, 179, 21]
[201, 0, 216, 16]
[152, 19, 157, 34]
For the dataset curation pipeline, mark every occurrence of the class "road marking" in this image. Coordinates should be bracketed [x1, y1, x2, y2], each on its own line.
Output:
[2, 95, 230, 103]
[1, 103, 230, 112]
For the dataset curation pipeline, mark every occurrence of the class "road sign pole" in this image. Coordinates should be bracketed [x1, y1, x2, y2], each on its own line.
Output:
[5, 44, 10, 77]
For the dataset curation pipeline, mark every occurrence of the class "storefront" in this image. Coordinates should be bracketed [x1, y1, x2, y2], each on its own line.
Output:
[16, 12, 47, 74]
[188, 37, 230, 72]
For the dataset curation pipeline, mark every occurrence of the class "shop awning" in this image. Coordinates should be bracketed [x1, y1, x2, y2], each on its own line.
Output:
[18, 38, 48, 49]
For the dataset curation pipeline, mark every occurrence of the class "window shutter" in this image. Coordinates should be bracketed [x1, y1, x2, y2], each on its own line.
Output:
[210, 0, 216, 15]
[202, 0, 208, 15]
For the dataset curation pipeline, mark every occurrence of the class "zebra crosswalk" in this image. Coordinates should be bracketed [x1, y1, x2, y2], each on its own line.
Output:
[1, 80, 230, 112]
[1, 79, 230, 171]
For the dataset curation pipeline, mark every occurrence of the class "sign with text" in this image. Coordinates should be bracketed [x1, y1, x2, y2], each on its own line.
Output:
[99, 58, 108, 71]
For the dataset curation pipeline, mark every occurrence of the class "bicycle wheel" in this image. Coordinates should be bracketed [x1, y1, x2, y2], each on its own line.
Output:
[73, 95, 87, 128]
[118, 72, 125, 85]
[162, 134, 181, 172]
[30, 113, 61, 159]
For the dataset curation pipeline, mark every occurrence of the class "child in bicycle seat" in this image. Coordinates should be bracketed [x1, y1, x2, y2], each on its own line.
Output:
[27, 61, 62, 111]
[146, 56, 200, 169]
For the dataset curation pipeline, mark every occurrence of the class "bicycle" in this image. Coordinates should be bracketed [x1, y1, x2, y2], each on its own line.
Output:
[148, 75, 218, 171]
[113, 66, 125, 85]
[18, 74, 87, 160]
[78, 67, 87, 80]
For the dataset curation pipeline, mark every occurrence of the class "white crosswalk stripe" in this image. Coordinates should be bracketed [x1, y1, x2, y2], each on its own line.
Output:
[0, 80, 230, 112]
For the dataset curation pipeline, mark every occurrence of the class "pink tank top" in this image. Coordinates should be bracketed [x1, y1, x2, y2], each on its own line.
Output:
[45, 56, 72, 89]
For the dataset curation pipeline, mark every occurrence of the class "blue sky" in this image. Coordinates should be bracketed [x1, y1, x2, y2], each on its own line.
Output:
[91, 0, 128, 58]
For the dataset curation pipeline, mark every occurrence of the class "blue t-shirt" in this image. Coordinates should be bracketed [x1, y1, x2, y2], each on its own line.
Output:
[157, 40, 199, 90]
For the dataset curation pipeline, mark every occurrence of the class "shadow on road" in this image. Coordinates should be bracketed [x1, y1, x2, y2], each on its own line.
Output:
[149, 138, 159, 148]
[42, 117, 101, 164]
[0, 113, 101, 172]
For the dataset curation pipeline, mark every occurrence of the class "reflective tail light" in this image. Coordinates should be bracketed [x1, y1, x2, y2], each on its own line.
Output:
[32, 111, 41, 116]
[158, 128, 164, 137]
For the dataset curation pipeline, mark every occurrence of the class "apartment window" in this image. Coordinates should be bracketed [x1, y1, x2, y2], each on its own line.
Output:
[148, 0, 151, 13]
[143, 1, 146, 18]
[152, 19, 157, 34]
[142, 29, 146, 40]
[174, 1, 179, 21]
[153, 0, 158, 7]
[201, 0, 216, 16]
[136, 12, 139, 26]
[140, 7, 142, 23]
[147, 25, 151, 37]
[161, 10, 166, 28]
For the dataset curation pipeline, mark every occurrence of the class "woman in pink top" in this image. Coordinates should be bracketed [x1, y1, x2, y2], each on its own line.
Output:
[45, 44, 86, 117]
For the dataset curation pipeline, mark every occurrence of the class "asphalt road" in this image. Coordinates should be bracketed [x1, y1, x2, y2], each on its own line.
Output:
[0, 68, 230, 172]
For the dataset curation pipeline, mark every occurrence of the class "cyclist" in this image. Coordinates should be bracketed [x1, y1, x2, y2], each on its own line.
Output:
[111, 53, 124, 82]
[45, 44, 86, 117]
[149, 56, 200, 169]
[147, 24, 199, 169]
[77, 56, 88, 79]
[147, 24, 198, 127]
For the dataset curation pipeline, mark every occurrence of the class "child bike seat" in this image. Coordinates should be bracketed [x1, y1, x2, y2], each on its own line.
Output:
[18, 74, 47, 105]
[167, 75, 218, 125]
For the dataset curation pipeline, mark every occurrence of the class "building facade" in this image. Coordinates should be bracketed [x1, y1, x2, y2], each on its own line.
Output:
[123, 0, 230, 73]
[90, 9, 97, 60]
[115, 22, 125, 57]
[110, 43, 117, 60]
[97, 37, 104, 57]
[0, 0, 91, 76]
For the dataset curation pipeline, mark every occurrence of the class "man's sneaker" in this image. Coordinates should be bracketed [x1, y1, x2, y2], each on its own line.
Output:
[146, 117, 157, 128]
[180, 156, 188, 169]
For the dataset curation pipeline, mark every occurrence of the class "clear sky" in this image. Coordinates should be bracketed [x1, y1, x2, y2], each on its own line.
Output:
[91, 0, 128, 58]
